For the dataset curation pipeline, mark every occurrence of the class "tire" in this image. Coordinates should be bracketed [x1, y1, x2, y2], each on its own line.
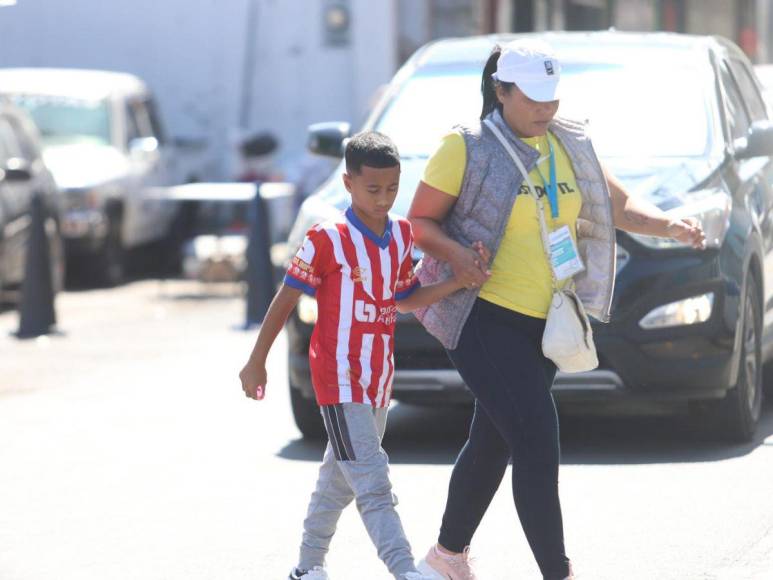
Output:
[763, 361, 773, 399]
[290, 384, 325, 440]
[693, 277, 763, 443]
[89, 212, 125, 287]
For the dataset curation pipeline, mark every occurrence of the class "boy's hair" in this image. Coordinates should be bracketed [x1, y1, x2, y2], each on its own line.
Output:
[344, 131, 400, 175]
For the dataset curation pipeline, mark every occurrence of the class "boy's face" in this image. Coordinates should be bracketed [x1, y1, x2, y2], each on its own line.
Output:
[343, 164, 400, 223]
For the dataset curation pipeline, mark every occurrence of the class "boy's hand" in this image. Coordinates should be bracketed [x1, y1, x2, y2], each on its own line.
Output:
[239, 361, 268, 400]
[472, 241, 491, 272]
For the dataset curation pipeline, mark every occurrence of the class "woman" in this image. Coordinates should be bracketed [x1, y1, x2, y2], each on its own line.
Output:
[409, 39, 705, 580]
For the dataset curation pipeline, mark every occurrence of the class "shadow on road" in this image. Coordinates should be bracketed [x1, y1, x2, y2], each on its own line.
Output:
[277, 398, 773, 466]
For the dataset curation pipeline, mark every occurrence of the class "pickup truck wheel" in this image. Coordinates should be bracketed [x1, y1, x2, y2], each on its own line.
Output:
[90, 215, 124, 287]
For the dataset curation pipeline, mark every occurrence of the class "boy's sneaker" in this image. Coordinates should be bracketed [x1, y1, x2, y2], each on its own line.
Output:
[416, 545, 477, 580]
[288, 566, 329, 579]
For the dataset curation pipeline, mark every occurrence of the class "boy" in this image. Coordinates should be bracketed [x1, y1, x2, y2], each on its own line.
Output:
[239, 131, 489, 579]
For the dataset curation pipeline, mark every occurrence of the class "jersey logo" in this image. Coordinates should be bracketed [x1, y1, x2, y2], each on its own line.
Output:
[354, 300, 376, 323]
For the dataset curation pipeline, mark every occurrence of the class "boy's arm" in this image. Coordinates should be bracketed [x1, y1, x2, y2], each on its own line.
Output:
[239, 284, 303, 400]
[395, 240, 491, 314]
[395, 278, 464, 313]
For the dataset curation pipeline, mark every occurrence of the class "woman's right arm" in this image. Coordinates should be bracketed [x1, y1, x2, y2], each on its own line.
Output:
[408, 181, 490, 288]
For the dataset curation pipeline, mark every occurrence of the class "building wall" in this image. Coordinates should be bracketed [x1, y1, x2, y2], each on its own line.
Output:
[613, 0, 657, 31]
[686, 0, 736, 40]
[0, 0, 397, 178]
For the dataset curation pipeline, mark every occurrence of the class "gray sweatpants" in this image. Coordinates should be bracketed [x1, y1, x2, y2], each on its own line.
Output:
[297, 402, 417, 579]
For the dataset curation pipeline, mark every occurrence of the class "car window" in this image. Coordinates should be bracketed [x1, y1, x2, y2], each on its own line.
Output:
[125, 102, 143, 145]
[375, 60, 715, 160]
[720, 62, 751, 141]
[128, 100, 155, 141]
[7, 116, 39, 162]
[729, 60, 768, 121]
[0, 120, 8, 165]
[144, 98, 166, 145]
[10, 95, 111, 147]
[0, 117, 23, 160]
[559, 62, 714, 158]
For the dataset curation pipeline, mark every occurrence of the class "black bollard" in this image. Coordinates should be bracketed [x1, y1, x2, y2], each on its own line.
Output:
[244, 183, 275, 327]
[16, 193, 57, 338]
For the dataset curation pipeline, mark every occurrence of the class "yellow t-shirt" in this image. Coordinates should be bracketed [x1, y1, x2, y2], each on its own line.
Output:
[422, 131, 583, 319]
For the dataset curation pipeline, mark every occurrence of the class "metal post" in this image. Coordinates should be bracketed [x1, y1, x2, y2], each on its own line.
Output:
[244, 183, 275, 327]
[16, 193, 57, 338]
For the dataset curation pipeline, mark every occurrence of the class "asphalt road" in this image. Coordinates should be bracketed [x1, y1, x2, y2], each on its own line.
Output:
[1, 280, 772, 580]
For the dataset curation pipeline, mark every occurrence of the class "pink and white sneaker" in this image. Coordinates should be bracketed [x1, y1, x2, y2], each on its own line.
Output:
[416, 545, 477, 580]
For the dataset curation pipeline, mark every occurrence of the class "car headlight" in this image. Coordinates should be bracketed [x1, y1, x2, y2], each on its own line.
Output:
[639, 292, 714, 329]
[297, 294, 318, 324]
[630, 190, 731, 249]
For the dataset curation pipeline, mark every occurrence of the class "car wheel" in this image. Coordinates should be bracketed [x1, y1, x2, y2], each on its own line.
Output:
[696, 278, 763, 443]
[90, 214, 125, 287]
[290, 384, 325, 440]
[762, 361, 773, 398]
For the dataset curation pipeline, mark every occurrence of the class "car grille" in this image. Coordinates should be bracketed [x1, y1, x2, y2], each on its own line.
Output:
[394, 349, 453, 370]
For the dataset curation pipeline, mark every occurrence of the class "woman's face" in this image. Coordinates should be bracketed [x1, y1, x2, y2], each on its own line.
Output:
[496, 84, 559, 138]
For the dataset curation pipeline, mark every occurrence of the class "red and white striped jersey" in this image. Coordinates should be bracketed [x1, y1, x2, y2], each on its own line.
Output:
[284, 207, 420, 407]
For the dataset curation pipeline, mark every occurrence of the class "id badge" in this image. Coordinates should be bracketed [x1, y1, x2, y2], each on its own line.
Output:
[548, 225, 585, 281]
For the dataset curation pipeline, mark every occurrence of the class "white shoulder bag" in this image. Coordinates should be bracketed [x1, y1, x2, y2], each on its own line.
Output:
[484, 119, 599, 373]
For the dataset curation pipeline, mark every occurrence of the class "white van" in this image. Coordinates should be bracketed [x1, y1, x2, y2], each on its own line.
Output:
[0, 68, 180, 284]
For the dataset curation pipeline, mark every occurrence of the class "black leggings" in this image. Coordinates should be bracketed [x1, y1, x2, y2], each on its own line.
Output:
[439, 299, 570, 580]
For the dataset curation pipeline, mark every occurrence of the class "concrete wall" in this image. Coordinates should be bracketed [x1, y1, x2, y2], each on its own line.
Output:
[613, 0, 657, 32]
[0, 0, 397, 179]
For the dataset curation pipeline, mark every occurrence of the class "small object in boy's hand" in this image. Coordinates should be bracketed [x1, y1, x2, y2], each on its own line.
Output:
[256, 385, 265, 400]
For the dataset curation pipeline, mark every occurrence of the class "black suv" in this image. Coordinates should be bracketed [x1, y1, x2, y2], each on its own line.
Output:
[0, 101, 63, 303]
[286, 32, 773, 442]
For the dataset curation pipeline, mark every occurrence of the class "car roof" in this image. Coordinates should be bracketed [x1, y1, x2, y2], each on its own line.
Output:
[0, 68, 149, 100]
[410, 31, 741, 70]
[754, 63, 773, 87]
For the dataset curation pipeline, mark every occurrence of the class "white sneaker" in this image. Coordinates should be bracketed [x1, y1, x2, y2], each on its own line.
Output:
[416, 545, 477, 580]
[288, 566, 330, 579]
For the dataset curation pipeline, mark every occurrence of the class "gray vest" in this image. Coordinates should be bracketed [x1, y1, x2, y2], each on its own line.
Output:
[414, 109, 616, 350]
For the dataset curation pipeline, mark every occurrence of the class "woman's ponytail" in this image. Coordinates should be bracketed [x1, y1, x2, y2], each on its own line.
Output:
[480, 46, 502, 120]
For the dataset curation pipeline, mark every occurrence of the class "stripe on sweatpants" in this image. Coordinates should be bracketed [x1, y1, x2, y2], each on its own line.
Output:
[321, 406, 346, 461]
[331, 404, 357, 461]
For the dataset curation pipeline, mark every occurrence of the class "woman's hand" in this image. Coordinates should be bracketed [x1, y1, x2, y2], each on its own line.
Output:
[450, 241, 491, 289]
[667, 217, 707, 250]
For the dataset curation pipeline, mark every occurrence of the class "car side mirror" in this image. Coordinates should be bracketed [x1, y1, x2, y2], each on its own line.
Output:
[734, 121, 773, 159]
[129, 136, 160, 156]
[0, 158, 32, 183]
[308, 122, 350, 158]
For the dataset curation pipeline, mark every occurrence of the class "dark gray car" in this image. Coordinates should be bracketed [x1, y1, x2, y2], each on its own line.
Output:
[287, 31, 773, 443]
[0, 101, 64, 303]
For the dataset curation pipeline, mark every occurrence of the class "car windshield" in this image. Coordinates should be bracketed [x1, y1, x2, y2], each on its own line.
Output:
[374, 60, 715, 159]
[9, 94, 112, 147]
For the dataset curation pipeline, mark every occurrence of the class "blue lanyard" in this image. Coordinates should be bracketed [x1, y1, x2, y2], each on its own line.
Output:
[534, 136, 558, 219]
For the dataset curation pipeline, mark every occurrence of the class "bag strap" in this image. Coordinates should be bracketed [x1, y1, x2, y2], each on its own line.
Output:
[483, 118, 559, 290]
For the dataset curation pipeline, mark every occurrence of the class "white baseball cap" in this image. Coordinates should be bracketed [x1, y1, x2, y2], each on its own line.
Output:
[492, 39, 561, 102]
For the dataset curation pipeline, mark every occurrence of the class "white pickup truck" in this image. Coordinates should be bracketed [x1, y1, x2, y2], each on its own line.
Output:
[0, 68, 187, 285]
